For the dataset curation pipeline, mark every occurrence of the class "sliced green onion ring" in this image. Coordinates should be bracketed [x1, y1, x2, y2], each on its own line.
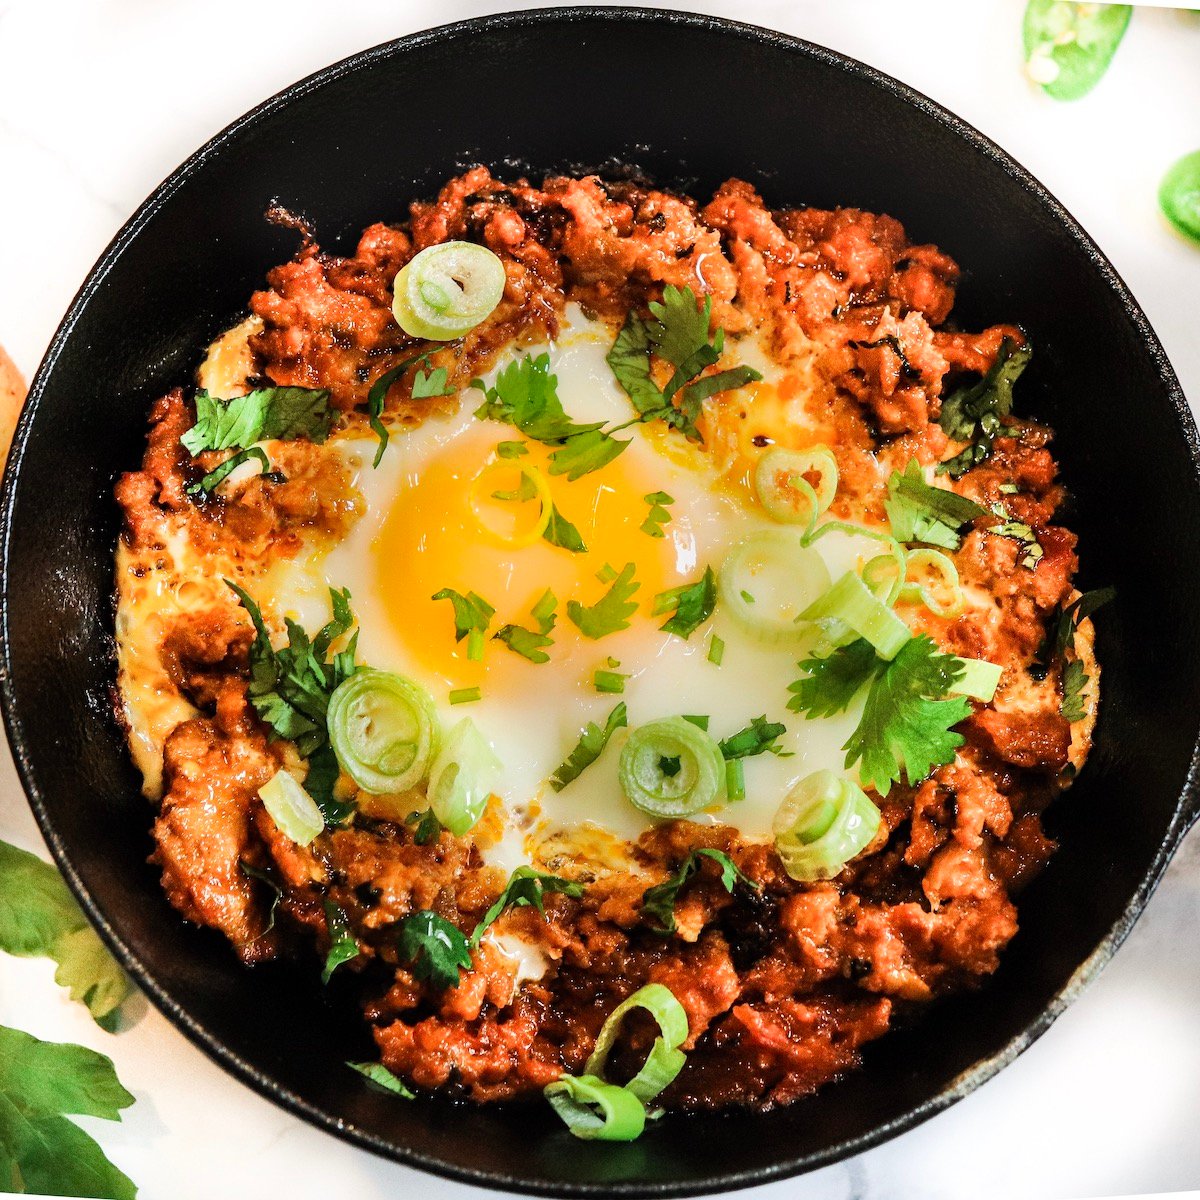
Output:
[753, 445, 838, 529]
[773, 769, 882, 883]
[898, 548, 966, 619]
[392, 241, 506, 340]
[544, 1074, 647, 1142]
[619, 717, 726, 818]
[327, 669, 440, 795]
[426, 718, 501, 836]
[584, 982, 689, 1104]
[860, 543, 909, 608]
[800, 571, 912, 660]
[951, 657, 1003, 702]
[258, 769, 325, 845]
[1160, 149, 1200, 245]
[717, 530, 832, 645]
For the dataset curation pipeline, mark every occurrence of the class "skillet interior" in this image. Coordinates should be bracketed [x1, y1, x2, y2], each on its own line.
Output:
[2, 9, 1199, 1196]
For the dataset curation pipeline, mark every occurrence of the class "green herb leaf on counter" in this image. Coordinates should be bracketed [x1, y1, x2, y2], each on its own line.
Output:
[641, 848, 758, 935]
[182, 385, 333, 456]
[1023, 0, 1133, 102]
[347, 1061, 415, 1099]
[470, 866, 585, 949]
[550, 702, 629, 792]
[652, 566, 717, 640]
[0, 840, 130, 1028]
[397, 910, 472, 991]
[226, 582, 359, 781]
[0, 1025, 137, 1200]
[567, 563, 640, 640]
[321, 899, 360, 984]
[937, 339, 1032, 479]
[884, 459, 986, 550]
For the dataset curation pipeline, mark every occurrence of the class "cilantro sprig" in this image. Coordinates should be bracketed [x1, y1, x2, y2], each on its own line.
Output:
[937, 339, 1032, 478]
[608, 285, 762, 443]
[885, 459, 986, 550]
[789, 636, 972, 795]
[550, 702, 629, 791]
[642, 848, 758, 935]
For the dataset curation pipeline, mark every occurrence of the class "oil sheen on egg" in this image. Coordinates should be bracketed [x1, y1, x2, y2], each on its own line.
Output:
[270, 306, 879, 875]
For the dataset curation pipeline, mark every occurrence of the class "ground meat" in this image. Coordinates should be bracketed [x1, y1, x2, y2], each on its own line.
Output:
[115, 170, 1093, 1115]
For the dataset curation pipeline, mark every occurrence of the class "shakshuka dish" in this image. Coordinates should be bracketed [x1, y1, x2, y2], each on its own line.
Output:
[114, 168, 1106, 1138]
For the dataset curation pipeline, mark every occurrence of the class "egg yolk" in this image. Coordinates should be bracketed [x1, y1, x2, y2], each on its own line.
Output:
[374, 425, 691, 689]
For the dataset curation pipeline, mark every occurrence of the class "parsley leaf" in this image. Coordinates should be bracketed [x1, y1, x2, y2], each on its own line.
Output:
[0, 1025, 137, 1200]
[987, 502, 1044, 569]
[640, 491, 675, 538]
[550, 702, 628, 791]
[885, 459, 986, 549]
[347, 1061, 415, 1099]
[543, 502, 587, 553]
[411, 365, 455, 399]
[182, 385, 333, 456]
[494, 624, 554, 664]
[405, 808, 444, 845]
[937, 339, 1032, 478]
[653, 566, 716, 640]
[548, 427, 631, 481]
[397, 910, 472, 991]
[844, 636, 971, 794]
[431, 588, 495, 661]
[719, 716, 787, 760]
[787, 638, 885, 719]
[469, 866, 585, 949]
[227, 582, 359, 774]
[0, 840, 130, 1029]
[1061, 659, 1089, 722]
[567, 562, 640, 640]
[641, 848, 758, 935]
[607, 286, 762, 443]
[321, 899, 360, 984]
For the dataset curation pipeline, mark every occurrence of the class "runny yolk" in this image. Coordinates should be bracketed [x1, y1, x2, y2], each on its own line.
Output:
[373, 425, 691, 689]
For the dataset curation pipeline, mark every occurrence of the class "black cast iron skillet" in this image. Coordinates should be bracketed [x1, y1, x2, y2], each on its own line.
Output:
[2, 8, 1198, 1196]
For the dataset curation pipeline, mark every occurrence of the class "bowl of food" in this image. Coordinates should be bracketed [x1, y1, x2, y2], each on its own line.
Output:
[3, 7, 1198, 1196]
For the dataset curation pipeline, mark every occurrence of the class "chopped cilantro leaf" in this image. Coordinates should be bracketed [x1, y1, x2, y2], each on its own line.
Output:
[321, 899, 360, 984]
[543, 502, 587, 553]
[494, 623, 554, 664]
[366, 350, 434, 467]
[1061, 659, 1089, 722]
[884, 459, 986, 549]
[496, 440, 528, 459]
[937, 339, 1032, 478]
[1035, 586, 1116, 675]
[548, 427, 631, 481]
[182, 385, 333, 456]
[0, 840, 130, 1028]
[491, 471, 539, 502]
[473, 353, 602, 442]
[187, 445, 279, 497]
[987, 502, 1044, 569]
[0, 1025, 137, 1200]
[411, 365, 456, 399]
[397, 910, 472, 991]
[431, 588, 495, 660]
[653, 566, 716, 639]
[347, 1061, 415, 1099]
[718, 716, 787, 761]
[567, 562, 640, 640]
[641, 491, 675, 538]
[469, 866, 585, 949]
[405, 808, 444, 845]
[606, 311, 664, 416]
[239, 860, 282, 935]
[550, 702, 628, 791]
[641, 848, 758, 935]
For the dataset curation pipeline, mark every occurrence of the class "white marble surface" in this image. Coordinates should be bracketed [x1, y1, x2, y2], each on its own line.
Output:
[1, 2, 1199, 1197]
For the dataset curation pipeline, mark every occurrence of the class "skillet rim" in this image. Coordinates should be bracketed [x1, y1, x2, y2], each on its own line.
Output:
[2, 7, 1199, 1196]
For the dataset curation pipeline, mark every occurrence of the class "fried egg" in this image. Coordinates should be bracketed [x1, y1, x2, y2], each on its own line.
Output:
[265, 307, 883, 873]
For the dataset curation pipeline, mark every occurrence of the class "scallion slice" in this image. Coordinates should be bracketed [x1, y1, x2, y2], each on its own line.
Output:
[258, 769, 325, 845]
[898, 548, 966, 619]
[544, 1074, 646, 1142]
[950, 656, 1003, 702]
[425, 718, 501, 836]
[772, 769, 881, 882]
[618, 717, 726, 818]
[584, 982, 689, 1104]
[391, 241, 506, 341]
[327, 669, 440, 795]
[753, 444, 838, 529]
[717, 530, 832, 644]
[467, 460, 553, 549]
[800, 571, 911, 660]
